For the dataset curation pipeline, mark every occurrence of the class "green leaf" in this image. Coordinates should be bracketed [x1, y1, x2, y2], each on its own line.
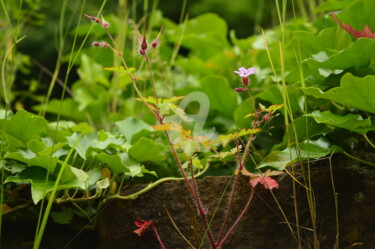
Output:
[0, 110, 48, 149]
[5, 167, 56, 204]
[333, 0, 375, 30]
[303, 73, 375, 114]
[181, 14, 229, 59]
[316, 0, 355, 12]
[70, 167, 89, 182]
[259, 138, 343, 171]
[34, 98, 86, 122]
[5, 152, 58, 172]
[28, 140, 46, 154]
[309, 38, 375, 70]
[87, 166, 102, 186]
[68, 131, 124, 160]
[126, 165, 157, 178]
[234, 99, 254, 129]
[96, 178, 109, 190]
[5, 152, 75, 183]
[200, 75, 237, 117]
[5, 167, 86, 204]
[78, 53, 109, 86]
[128, 137, 166, 162]
[288, 27, 351, 61]
[50, 208, 73, 225]
[96, 153, 130, 173]
[115, 117, 154, 144]
[306, 110, 373, 134]
[273, 116, 332, 150]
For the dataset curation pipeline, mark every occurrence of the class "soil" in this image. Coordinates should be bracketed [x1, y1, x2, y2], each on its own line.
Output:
[98, 154, 375, 249]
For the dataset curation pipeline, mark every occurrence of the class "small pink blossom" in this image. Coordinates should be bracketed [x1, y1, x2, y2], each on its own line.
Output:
[234, 67, 255, 78]
[100, 15, 110, 28]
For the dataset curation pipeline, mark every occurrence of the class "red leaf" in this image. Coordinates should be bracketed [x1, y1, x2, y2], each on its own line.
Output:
[332, 13, 375, 39]
[133, 219, 154, 237]
[250, 176, 279, 190]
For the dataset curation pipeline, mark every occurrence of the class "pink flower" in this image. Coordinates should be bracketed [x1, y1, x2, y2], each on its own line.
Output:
[234, 67, 255, 78]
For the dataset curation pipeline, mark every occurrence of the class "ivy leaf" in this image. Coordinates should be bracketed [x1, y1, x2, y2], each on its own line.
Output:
[5, 167, 55, 204]
[5, 152, 58, 172]
[96, 152, 156, 177]
[5, 167, 86, 204]
[306, 110, 374, 134]
[128, 137, 166, 162]
[0, 110, 48, 150]
[115, 117, 154, 144]
[68, 131, 124, 160]
[200, 75, 237, 117]
[127, 165, 157, 177]
[259, 138, 343, 171]
[96, 153, 130, 173]
[303, 73, 375, 114]
[308, 39, 375, 70]
[78, 53, 109, 86]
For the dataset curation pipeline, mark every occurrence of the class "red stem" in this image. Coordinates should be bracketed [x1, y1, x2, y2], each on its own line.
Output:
[217, 187, 255, 248]
[152, 223, 167, 249]
[216, 140, 243, 243]
[163, 130, 217, 248]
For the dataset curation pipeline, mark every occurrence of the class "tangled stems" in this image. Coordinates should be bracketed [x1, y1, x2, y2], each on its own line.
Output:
[216, 89, 259, 247]
[95, 19, 217, 248]
[92, 16, 263, 248]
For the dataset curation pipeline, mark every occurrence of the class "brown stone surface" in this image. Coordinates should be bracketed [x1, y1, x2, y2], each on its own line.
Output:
[98, 155, 375, 249]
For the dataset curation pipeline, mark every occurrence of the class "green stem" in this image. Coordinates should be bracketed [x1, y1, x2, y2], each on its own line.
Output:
[343, 151, 375, 167]
[33, 132, 84, 249]
[364, 133, 375, 150]
[108, 163, 210, 200]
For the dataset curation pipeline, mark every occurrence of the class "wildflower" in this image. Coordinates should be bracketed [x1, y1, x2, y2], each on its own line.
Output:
[261, 113, 272, 123]
[151, 24, 164, 48]
[100, 14, 109, 28]
[92, 41, 100, 46]
[84, 14, 100, 23]
[234, 67, 255, 86]
[133, 219, 154, 237]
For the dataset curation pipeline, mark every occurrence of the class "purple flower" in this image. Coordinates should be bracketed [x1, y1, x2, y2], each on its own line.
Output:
[234, 67, 255, 77]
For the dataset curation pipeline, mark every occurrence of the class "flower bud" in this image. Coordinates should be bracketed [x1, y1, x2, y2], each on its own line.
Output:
[234, 87, 247, 92]
[102, 20, 109, 28]
[242, 77, 249, 86]
[151, 38, 159, 48]
[99, 42, 109, 48]
[101, 15, 109, 28]
[139, 48, 146, 55]
[141, 37, 148, 50]
[92, 41, 100, 46]
[262, 113, 272, 122]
